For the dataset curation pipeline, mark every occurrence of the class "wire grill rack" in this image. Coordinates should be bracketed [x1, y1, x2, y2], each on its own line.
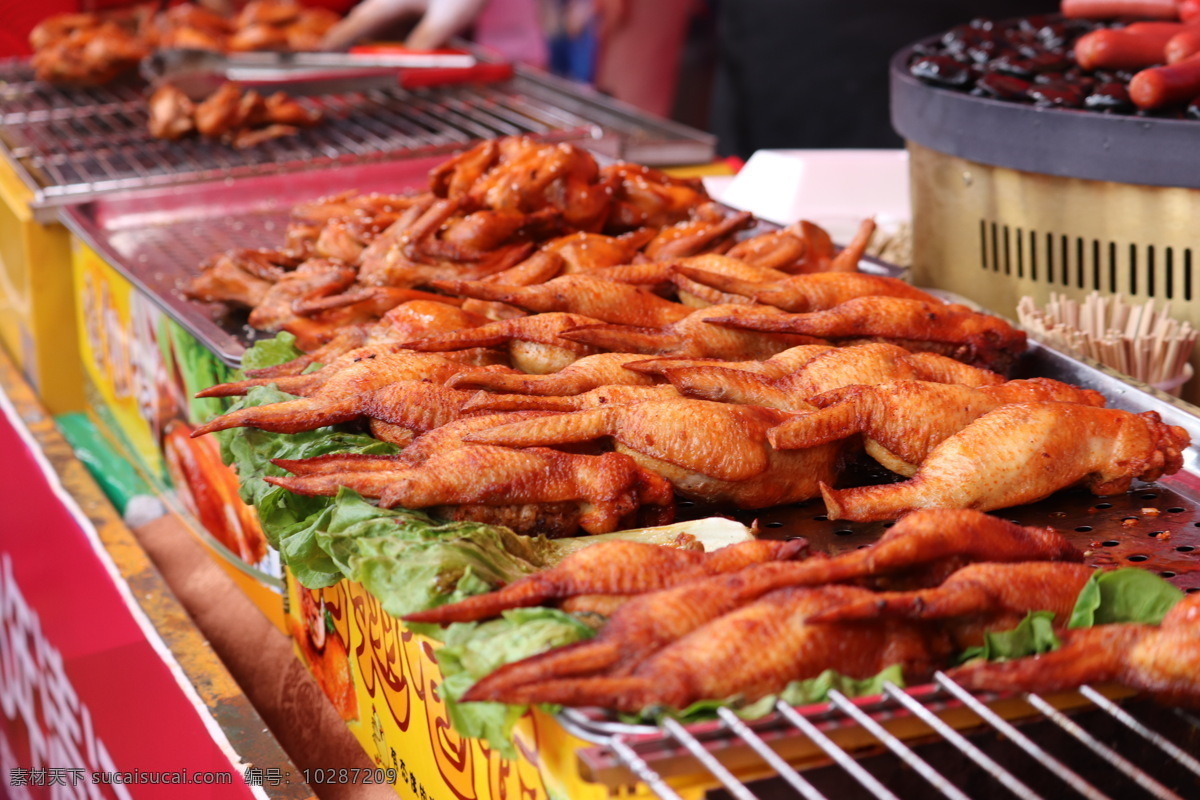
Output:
[564, 678, 1200, 800]
[0, 57, 714, 220]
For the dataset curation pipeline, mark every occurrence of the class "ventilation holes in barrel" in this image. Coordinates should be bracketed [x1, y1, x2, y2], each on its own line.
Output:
[977, 220, 1194, 300]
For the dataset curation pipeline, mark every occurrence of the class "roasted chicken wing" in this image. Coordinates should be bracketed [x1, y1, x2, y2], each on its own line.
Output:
[403, 537, 809, 625]
[821, 404, 1190, 521]
[948, 593, 1200, 707]
[708, 298, 1028, 372]
[561, 304, 824, 361]
[659, 343, 1003, 411]
[770, 378, 1107, 475]
[464, 398, 843, 508]
[466, 585, 945, 711]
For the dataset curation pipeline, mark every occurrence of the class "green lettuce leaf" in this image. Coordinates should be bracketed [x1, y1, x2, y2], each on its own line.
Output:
[644, 665, 907, 724]
[1068, 568, 1184, 629]
[311, 488, 546, 618]
[433, 608, 596, 758]
[958, 610, 1060, 663]
[213, 385, 399, 545]
[241, 332, 305, 372]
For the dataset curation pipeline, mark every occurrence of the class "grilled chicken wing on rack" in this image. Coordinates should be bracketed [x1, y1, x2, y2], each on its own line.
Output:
[562, 304, 824, 361]
[948, 592, 1200, 707]
[447, 352, 661, 395]
[148, 85, 196, 140]
[270, 441, 674, 537]
[820, 404, 1190, 521]
[432, 274, 693, 327]
[464, 398, 843, 508]
[674, 269, 938, 313]
[467, 585, 946, 711]
[770, 379, 1106, 475]
[400, 312, 604, 374]
[404, 538, 809, 625]
[708, 298, 1028, 372]
[454, 510, 1081, 695]
[660, 343, 1003, 411]
[809, 562, 1097, 648]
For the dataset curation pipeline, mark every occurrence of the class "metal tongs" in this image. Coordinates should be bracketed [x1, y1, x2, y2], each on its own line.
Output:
[142, 48, 478, 98]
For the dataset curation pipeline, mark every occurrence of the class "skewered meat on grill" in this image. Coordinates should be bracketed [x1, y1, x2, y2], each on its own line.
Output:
[404, 538, 809, 624]
[770, 378, 1107, 475]
[464, 398, 843, 508]
[659, 342, 1003, 411]
[947, 592, 1200, 708]
[820, 404, 1190, 521]
[708, 298, 1028, 372]
[467, 585, 947, 710]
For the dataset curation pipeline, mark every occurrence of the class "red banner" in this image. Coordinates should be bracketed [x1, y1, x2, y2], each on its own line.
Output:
[0, 388, 260, 800]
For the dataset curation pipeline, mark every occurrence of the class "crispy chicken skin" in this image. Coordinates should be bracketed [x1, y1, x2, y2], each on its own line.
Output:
[808, 561, 1097, 648]
[269, 444, 675, 537]
[562, 304, 824, 361]
[399, 312, 603, 374]
[770, 379, 1107, 475]
[674, 269, 939, 313]
[242, 300, 492, 380]
[430, 274, 694, 327]
[190, 351, 471, 436]
[641, 205, 756, 260]
[708, 297, 1027, 372]
[468, 585, 946, 711]
[459, 384, 679, 414]
[821, 404, 1190, 521]
[947, 593, 1200, 707]
[542, 230, 657, 273]
[447, 352, 661, 395]
[456, 509, 1081, 698]
[600, 162, 711, 230]
[660, 342, 1003, 411]
[464, 398, 843, 508]
[403, 538, 809, 625]
[624, 345, 833, 380]
[147, 85, 196, 140]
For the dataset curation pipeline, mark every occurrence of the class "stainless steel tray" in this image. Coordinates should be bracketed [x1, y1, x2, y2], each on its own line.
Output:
[0, 55, 715, 222]
[61, 165, 898, 369]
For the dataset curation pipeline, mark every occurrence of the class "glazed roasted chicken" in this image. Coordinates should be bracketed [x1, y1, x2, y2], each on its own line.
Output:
[821, 404, 1190, 521]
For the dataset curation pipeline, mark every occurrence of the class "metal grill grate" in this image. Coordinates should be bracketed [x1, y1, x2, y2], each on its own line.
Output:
[572, 678, 1200, 800]
[0, 57, 714, 219]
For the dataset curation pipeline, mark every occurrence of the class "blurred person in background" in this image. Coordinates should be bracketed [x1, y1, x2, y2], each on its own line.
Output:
[710, 0, 1051, 156]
